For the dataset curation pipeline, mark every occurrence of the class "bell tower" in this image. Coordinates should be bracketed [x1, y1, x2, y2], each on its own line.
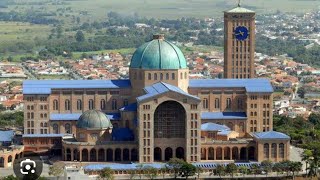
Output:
[224, 2, 256, 79]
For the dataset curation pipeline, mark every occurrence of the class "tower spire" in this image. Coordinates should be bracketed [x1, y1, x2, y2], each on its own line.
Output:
[238, 0, 241, 7]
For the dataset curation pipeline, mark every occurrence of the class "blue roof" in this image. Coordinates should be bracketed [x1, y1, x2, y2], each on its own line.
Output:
[84, 162, 261, 171]
[201, 123, 230, 131]
[111, 128, 134, 141]
[50, 113, 81, 121]
[106, 113, 121, 120]
[201, 112, 247, 120]
[189, 79, 273, 93]
[137, 82, 200, 102]
[84, 163, 165, 171]
[23, 80, 131, 94]
[0, 130, 14, 142]
[120, 103, 137, 112]
[22, 134, 68, 138]
[253, 131, 290, 140]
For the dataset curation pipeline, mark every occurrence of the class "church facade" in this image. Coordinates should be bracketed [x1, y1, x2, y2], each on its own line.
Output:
[21, 5, 290, 165]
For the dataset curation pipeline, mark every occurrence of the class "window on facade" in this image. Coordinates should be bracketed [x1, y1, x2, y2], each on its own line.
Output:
[166, 73, 169, 80]
[180, 72, 183, 79]
[40, 105, 43, 110]
[31, 112, 34, 119]
[65, 123, 71, 134]
[65, 100, 71, 111]
[77, 100, 82, 110]
[264, 143, 269, 158]
[172, 73, 175, 80]
[148, 73, 151, 80]
[271, 143, 277, 158]
[112, 99, 117, 110]
[154, 73, 157, 80]
[160, 73, 163, 80]
[53, 124, 59, 134]
[100, 99, 106, 110]
[202, 98, 208, 109]
[226, 98, 232, 109]
[123, 99, 128, 106]
[88, 99, 94, 110]
[184, 72, 187, 79]
[44, 122, 47, 127]
[53, 100, 58, 110]
[238, 98, 242, 109]
[215, 98, 220, 109]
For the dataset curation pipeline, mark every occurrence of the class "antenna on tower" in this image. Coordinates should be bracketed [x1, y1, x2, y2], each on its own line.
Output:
[238, 0, 241, 7]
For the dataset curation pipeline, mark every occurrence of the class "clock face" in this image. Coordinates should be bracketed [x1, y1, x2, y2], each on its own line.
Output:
[234, 26, 249, 41]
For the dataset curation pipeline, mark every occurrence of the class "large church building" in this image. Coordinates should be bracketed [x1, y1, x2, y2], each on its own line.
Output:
[20, 5, 290, 165]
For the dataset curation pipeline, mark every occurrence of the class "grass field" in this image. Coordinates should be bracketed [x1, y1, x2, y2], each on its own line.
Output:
[9, 0, 320, 20]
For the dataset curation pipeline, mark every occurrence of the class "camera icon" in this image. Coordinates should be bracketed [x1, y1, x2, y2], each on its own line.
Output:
[20, 159, 36, 175]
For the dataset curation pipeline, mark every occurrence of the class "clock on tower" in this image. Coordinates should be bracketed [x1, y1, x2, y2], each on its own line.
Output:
[223, 3, 255, 79]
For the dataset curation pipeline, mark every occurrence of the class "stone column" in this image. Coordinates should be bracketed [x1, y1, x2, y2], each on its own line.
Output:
[214, 148, 217, 160]
[229, 147, 232, 160]
[71, 149, 74, 161]
[222, 148, 224, 160]
[96, 150, 99, 162]
[79, 149, 82, 161]
[205, 148, 208, 160]
[246, 148, 249, 161]
[105, 149, 107, 162]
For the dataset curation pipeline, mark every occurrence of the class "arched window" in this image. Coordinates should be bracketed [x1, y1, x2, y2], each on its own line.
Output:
[112, 99, 117, 110]
[100, 99, 106, 110]
[40, 123, 43, 127]
[263, 104, 266, 108]
[172, 73, 175, 80]
[53, 100, 58, 110]
[65, 123, 71, 134]
[65, 100, 70, 111]
[88, 99, 94, 110]
[148, 73, 151, 80]
[40, 113, 43, 118]
[77, 100, 82, 110]
[27, 113, 30, 119]
[154, 73, 157, 80]
[27, 105, 30, 110]
[166, 73, 169, 80]
[264, 143, 269, 158]
[44, 113, 47, 118]
[271, 143, 277, 158]
[53, 124, 59, 134]
[226, 98, 232, 109]
[40, 105, 43, 110]
[160, 73, 163, 80]
[44, 105, 47, 110]
[279, 143, 285, 158]
[202, 98, 208, 109]
[31, 105, 34, 110]
[214, 98, 220, 109]
[44, 122, 47, 127]
[31, 112, 34, 119]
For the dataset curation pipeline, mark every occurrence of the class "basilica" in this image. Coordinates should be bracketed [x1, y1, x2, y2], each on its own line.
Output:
[19, 5, 290, 166]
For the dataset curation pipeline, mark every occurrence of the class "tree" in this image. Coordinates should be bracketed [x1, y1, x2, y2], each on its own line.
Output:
[167, 158, 185, 179]
[226, 163, 238, 178]
[99, 167, 114, 180]
[301, 149, 313, 176]
[272, 162, 283, 176]
[179, 162, 196, 179]
[1, 175, 18, 180]
[215, 164, 225, 178]
[136, 164, 144, 180]
[297, 87, 306, 98]
[289, 161, 302, 180]
[261, 160, 273, 177]
[76, 30, 85, 42]
[238, 166, 248, 177]
[48, 162, 64, 179]
[128, 170, 136, 180]
[251, 164, 260, 177]
[144, 166, 158, 180]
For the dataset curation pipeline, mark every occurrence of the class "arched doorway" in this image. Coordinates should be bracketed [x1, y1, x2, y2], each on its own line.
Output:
[216, 147, 222, 160]
[82, 149, 88, 161]
[131, 149, 138, 161]
[123, 149, 130, 161]
[248, 146, 255, 160]
[8, 156, 12, 164]
[232, 147, 239, 160]
[90, 149, 97, 162]
[115, 148, 121, 161]
[15, 154, 19, 161]
[224, 147, 231, 160]
[73, 149, 79, 161]
[208, 147, 214, 160]
[165, 147, 173, 161]
[66, 148, 71, 161]
[240, 147, 247, 160]
[154, 101, 186, 138]
[154, 147, 162, 161]
[98, 149, 105, 162]
[107, 149, 113, 162]
[176, 147, 184, 160]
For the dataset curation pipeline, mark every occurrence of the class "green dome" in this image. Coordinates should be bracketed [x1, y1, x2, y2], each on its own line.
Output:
[130, 35, 187, 69]
[77, 110, 113, 130]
